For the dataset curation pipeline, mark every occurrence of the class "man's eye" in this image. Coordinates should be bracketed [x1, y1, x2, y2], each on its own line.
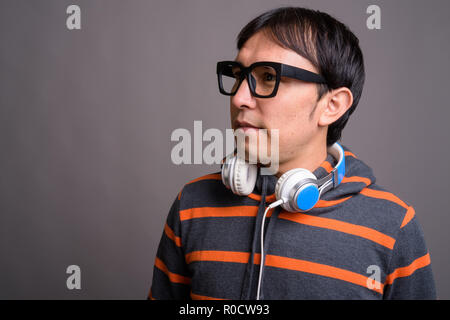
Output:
[264, 73, 275, 81]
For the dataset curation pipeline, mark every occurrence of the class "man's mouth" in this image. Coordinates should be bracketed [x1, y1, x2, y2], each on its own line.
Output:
[239, 126, 259, 133]
[234, 120, 262, 132]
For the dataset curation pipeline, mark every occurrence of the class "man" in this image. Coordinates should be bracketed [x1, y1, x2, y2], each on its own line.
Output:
[149, 7, 436, 299]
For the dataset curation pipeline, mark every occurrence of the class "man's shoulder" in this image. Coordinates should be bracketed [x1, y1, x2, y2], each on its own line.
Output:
[176, 171, 260, 211]
[184, 172, 223, 187]
[177, 171, 228, 205]
[360, 183, 414, 217]
[346, 182, 417, 236]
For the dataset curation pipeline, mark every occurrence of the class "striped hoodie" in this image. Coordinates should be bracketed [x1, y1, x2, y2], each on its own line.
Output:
[149, 145, 436, 300]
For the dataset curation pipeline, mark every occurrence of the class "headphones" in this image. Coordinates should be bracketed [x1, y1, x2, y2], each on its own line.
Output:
[221, 142, 346, 212]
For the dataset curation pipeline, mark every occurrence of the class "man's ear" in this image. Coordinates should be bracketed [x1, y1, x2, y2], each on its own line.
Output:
[318, 87, 353, 127]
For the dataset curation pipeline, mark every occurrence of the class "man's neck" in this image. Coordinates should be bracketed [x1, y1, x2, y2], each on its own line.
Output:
[274, 143, 328, 178]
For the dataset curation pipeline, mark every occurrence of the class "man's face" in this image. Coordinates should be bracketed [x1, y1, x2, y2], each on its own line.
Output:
[230, 30, 325, 171]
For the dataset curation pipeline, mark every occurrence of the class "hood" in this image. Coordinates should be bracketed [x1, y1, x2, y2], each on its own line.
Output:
[253, 144, 376, 202]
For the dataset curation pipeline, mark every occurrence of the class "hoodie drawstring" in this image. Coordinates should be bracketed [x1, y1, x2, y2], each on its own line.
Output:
[240, 171, 268, 299]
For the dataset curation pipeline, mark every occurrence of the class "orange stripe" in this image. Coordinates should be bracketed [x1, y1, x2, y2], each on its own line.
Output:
[177, 189, 182, 201]
[385, 253, 431, 285]
[341, 176, 371, 187]
[345, 151, 357, 158]
[248, 193, 277, 203]
[164, 223, 182, 247]
[185, 250, 250, 264]
[278, 211, 396, 249]
[185, 250, 383, 294]
[320, 161, 334, 173]
[315, 196, 352, 208]
[186, 173, 222, 185]
[190, 292, 227, 300]
[318, 152, 357, 173]
[154, 257, 191, 285]
[179, 206, 274, 221]
[360, 188, 408, 209]
[264, 254, 383, 294]
[400, 206, 415, 228]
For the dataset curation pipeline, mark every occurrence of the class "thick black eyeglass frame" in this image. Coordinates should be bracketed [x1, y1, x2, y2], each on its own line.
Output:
[217, 60, 327, 98]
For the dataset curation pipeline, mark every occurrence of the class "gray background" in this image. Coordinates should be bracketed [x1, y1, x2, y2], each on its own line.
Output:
[0, 0, 449, 299]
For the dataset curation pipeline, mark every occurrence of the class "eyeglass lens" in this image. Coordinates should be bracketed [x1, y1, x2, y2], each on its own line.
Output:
[221, 63, 277, 96]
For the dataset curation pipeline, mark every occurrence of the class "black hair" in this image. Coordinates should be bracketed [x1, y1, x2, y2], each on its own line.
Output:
[236, 7, 365, 146]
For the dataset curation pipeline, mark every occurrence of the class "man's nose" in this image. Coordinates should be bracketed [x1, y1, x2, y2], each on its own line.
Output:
[231, 76, 256, 109]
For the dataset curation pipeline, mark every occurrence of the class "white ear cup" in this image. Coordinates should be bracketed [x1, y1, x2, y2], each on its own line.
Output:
[222, 155, 257, 196]
[275, 168, 318, 212]
[233, 157, 257, 195]
[221, 153, 235, 190]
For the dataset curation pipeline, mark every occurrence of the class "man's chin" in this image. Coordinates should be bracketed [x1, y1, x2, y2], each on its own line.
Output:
[236, 145, 270, 164]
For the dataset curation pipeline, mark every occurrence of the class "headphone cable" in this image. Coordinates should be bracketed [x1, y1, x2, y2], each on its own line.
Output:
[256, 199, 284, 300]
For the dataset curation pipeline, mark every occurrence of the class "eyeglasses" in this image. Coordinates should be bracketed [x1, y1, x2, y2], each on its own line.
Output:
[216, 60, 327, 98]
